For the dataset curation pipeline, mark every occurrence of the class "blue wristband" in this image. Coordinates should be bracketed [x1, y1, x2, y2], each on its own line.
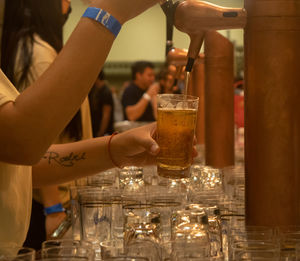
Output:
[82, 7, 122, 37]
[44, 203, 65, 216]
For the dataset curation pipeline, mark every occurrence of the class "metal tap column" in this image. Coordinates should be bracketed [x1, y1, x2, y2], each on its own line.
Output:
[204, 31, 235, 168]
[244, 0, 300, 226]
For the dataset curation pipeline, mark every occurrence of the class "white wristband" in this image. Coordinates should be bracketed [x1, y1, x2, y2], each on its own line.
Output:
[143, 93, 151, 101]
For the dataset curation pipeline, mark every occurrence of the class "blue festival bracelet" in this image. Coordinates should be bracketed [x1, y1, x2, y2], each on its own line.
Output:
[82, 7, 122, 37]
[44, 203, 65, 216]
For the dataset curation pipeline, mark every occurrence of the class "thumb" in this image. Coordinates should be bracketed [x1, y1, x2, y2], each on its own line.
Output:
[140, 137, 159, 156]
[149, 142, 160, 156]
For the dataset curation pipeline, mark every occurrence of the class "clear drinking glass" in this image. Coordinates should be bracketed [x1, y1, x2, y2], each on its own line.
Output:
[220, 214, 246, 260]
[103, 256, 149, 261]
[189, 165, 223, 192]
[156, 94, 199, 179]
[38, 257, 89, 261]
[100, 239, 154, 261]
[171, 208, 211, 257]
[40, 246, 94, 261]
[186, 204, 223, 257]
[170, 239, 210, 260]
[79, 189, 113, 246]
[229, 226, 275, 260]
[100, 239, 125, 259]
[87, 169, 117, 187]
[123, 204, 161, 261]
[123, 203, 161, 246]
[231, 241, 280, 260]
[278, 231, 300, 260]
[229, 226, 275, 246]
[146, 185, 184, 243]
[0, 247, 35, 261]
[222, 165, 245, 202]
[119, 166, 145, 192]
[126, 239, 161, 261]
[69, 185, 98, 240]
[170, 254, 224, 261]
[296, 242, 300, 261]
[41, 239, 92, 250]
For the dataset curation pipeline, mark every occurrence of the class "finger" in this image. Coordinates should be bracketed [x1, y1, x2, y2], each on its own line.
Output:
[143, 137, 160, 156]
[137, 124, 159, 155]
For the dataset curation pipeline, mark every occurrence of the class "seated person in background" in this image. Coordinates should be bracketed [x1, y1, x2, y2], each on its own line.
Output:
[121, 61, 158, 122]
[89, 70, 114, 137]
[157, 67, 180, 94]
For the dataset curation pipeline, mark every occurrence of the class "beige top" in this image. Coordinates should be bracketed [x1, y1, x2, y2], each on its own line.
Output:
[0, 70, 32, 249]
[14, 34, 57, 91]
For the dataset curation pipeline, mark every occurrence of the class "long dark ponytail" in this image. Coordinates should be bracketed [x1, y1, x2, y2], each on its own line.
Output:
[1, 0, 82, 141]
[1, 0, 63, 88]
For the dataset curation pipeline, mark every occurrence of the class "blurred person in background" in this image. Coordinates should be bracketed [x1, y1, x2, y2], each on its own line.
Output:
[89, 70, 114, 137]
[157, 67, 180, 94]
[1, 0, 93, 249]
[111, 85, 124, 123]
[121, 60, 158, 122]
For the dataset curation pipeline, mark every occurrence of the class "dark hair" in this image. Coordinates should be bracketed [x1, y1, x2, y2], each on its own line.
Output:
[157, 67, 170, 81]
[1, 0, 63, 89]
[98, 70, 105, 81]
[131, 61, 154, 80]
[89, 70, 106, 112]
[1, 0, 82, 141]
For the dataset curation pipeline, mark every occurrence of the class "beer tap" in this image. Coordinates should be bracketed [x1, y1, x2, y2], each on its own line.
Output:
[163, 0, 300, 227]
[160, 0, 179, 56]
[162, 0, 247, 72]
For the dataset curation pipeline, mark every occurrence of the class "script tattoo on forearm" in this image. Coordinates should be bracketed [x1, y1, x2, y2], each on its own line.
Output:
[43, 151, 86, 167]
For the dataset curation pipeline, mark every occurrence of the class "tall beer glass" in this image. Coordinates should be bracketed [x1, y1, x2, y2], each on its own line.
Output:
[157, 94, 199, 179]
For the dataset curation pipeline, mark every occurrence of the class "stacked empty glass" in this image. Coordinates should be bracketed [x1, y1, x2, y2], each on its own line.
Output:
[30, 161, 299, 261]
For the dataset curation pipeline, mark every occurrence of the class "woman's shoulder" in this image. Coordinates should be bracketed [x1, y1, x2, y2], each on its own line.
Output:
[32, 34, 57, 60]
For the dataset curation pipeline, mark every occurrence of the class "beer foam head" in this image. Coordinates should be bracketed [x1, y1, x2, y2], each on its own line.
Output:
[158, 94, 199, 110]
[159, 101, 187, 110]
[166, 103, 175, 109]
[176, 102, 184, 109]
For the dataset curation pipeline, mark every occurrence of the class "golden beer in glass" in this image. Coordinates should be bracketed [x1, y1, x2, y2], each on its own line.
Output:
[157, 94, 199, 179]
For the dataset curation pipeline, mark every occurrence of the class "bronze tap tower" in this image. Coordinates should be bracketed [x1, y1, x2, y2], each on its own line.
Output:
[204, 31, 235, 168]
[244, 0, 300, 226]
[168, 0, 300, 226]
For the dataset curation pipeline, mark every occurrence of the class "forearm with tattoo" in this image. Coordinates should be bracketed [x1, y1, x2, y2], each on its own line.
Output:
[42, 151, 86, 167]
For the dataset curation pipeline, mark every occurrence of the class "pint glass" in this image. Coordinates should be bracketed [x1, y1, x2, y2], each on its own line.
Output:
[157, 94, 199, 179]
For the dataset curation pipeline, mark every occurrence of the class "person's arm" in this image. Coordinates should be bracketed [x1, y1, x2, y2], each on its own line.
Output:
[32, 123, 159, 187]
[125, 98, 151, 121]
[125, 83, 159, 121]
[98, 104, 112, 136]
[0, 0, 160, 165]
[39, 186, 67, 239]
